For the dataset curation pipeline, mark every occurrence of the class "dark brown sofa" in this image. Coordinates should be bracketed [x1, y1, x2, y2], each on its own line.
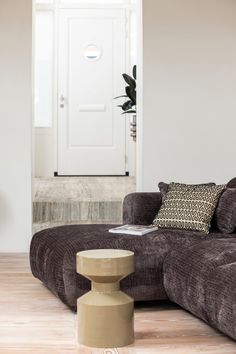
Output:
[30, 178, 236, 341]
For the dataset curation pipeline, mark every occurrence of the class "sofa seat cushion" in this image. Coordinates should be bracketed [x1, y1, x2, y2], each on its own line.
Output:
[31, 224, 171, 312]
[163, 237, 236, 340]
[30, 224, 230, 312]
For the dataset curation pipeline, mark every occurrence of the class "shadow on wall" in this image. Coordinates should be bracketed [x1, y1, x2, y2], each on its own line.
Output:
[0, 192, 11, 235]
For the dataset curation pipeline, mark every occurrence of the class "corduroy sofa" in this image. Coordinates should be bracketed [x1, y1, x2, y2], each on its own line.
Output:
[30, 177, 236, 341]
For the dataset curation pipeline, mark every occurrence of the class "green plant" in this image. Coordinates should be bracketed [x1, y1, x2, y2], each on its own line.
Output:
[115, 65, 136, 114]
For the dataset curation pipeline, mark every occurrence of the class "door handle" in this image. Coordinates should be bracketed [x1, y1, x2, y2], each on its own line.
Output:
[60, 95, 65, 108]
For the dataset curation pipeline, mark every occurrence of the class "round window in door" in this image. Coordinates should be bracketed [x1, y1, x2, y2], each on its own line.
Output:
[84, 44, 102, 61]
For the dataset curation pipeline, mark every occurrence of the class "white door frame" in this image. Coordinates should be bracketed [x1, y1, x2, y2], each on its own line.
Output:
[34, 0, 137, 177]
[136, 0, 143, 190]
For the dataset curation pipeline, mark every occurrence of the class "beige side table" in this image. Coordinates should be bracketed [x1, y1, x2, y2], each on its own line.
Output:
[76, 249, 135, 348]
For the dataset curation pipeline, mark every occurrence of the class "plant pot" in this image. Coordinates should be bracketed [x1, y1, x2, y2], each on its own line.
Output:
[130, 114, 136, 142]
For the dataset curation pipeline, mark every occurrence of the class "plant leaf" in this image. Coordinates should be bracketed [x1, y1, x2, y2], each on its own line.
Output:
[123, 74, 136, 89]
[122, 100, 133, 111]
[122, 109, 136, 115]
[114, 95, 128, 100]
[126, 86, 136, 104]
[133, 65, 137, 80]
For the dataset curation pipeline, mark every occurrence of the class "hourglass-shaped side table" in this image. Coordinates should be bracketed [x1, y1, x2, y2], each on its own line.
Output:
[76, 249, 135, 348]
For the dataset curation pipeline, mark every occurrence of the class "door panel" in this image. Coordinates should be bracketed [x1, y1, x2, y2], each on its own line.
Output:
[58, 9, 126, 175]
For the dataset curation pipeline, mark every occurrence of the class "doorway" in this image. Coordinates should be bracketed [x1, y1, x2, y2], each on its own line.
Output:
[34, 0, 137, 177]
[33, 0, 137, 231]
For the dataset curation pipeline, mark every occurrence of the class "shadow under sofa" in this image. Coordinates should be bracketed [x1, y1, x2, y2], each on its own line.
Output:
[30, 179, 236, 342]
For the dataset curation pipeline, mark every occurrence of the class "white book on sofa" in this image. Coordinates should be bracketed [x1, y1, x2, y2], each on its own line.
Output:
[109, 224, 158, 236]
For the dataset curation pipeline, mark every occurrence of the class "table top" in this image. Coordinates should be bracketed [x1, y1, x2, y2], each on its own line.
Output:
[77, 249, 134, 260]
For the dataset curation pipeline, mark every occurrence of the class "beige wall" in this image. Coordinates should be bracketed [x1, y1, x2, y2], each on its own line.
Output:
[138, 0, 236, 191]
[0, 0, 32, 251]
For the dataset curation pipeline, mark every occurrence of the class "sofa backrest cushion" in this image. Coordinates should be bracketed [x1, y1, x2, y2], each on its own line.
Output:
[158, 182, 169, 199]
[214, 188, 236, 233]
[153, 182, 225, 234]
[226, 177, 236, 188]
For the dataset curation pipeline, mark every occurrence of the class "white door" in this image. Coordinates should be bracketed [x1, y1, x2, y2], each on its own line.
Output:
[58, 9, 126, 175]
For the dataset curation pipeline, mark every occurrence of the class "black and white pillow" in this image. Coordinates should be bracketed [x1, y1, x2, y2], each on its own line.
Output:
[153, 182, 225, 234]
[158, 181, 216, 199]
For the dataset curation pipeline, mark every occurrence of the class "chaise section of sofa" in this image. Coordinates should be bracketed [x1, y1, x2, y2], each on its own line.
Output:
[30, 223, 171, 312]
[30, 191, 165, 311]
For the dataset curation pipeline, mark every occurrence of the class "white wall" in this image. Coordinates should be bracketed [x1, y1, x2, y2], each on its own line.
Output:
[35, 128, 57, 177]
[137, 0, 236, 191]
[0, 0, 32, 252]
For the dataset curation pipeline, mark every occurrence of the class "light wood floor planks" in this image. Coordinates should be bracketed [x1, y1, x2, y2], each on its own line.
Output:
[0, 254, 236, 354]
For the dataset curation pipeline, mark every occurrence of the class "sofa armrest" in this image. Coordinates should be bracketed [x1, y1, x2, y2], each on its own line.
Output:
[123, 192, 162, 225]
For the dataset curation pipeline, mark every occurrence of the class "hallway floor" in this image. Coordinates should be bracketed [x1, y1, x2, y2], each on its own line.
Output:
[33, 177, 135, 233]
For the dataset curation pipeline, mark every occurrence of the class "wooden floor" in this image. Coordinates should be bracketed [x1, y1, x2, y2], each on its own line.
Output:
[1, 254, 236, 354]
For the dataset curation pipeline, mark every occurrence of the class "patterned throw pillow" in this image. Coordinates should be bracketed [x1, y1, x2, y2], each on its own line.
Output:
[158, 182, 216, 200]
[153, 183, 225, 234]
